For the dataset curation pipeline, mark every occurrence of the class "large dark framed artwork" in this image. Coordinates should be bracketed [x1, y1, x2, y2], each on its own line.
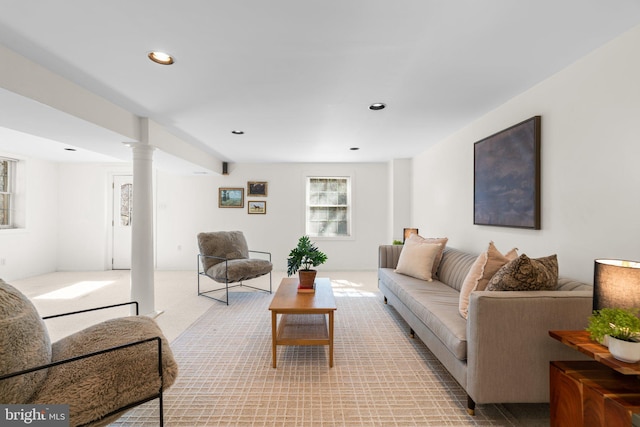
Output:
[474, 116, 541, 229]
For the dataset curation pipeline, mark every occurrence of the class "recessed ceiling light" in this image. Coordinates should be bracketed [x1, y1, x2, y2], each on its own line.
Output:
[350, 147, 360, 151]
[231, 130, 245, 135]
[64, 148, 77, 151]
[148, 51, 175, 65]
[369, 103, 386, 110]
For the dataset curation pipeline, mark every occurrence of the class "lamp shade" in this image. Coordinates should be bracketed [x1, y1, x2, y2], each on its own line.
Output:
[403, 228, 419, 243]
[593, 259, 640, 311]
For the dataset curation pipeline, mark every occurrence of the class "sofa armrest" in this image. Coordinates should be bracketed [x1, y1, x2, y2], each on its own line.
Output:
[378, 245, 403, 269]
[466, 290, 593, 404]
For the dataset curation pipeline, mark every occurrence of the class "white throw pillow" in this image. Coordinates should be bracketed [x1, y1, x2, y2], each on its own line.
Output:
[395, 239, 443, 281]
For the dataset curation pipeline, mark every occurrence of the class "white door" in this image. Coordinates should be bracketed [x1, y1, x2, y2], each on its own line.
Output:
[112, 175, 133, 269]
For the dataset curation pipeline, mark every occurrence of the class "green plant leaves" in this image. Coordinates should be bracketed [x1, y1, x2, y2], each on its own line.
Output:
[286, 235, 328, 276]
[587, 308, 640, 342]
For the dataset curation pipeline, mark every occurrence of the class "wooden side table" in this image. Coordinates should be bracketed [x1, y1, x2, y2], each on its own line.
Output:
[549, 330, 640, 426]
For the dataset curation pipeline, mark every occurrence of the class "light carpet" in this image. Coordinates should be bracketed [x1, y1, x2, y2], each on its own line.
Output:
[111, 286, 531, 426]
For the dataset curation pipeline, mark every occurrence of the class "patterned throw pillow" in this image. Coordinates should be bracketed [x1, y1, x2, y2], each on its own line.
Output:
[486, 254, 558, 291]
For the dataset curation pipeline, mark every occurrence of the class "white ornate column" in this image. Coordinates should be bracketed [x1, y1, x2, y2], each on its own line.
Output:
[129, 142, 157, 316]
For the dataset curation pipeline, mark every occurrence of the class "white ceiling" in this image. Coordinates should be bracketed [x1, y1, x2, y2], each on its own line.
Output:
[0, 0, 639, 165]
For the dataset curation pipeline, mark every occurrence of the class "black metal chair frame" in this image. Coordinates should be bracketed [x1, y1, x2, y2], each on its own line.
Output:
[197, 250, 272, 305]
[0, 302, 167, 427]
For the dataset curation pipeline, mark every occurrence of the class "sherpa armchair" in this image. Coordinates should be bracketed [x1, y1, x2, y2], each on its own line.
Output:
[0, 278, 178, 427]
[197, 230, 273, 305]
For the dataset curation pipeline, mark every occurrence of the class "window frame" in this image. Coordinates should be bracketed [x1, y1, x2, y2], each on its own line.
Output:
[0, 157, 16, 229]
[305, 175, 352, 240]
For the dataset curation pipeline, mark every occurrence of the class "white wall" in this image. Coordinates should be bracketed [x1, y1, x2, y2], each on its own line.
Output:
[56, 163, 131, 271]
[388, 159, 413, 243]
[411, 24, 640, 283]
[155, 162, 389, 271]
[0, 156, 58, 281]
[6, 159, 386, 278]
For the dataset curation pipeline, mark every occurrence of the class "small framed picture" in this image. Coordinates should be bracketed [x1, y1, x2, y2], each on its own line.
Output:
[247, 181, 268, 197]
[218, 187, 244, 208]
[248, 200, 266, 214]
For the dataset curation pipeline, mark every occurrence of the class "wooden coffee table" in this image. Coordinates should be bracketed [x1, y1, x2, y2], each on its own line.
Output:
[268, 277, 337, 368]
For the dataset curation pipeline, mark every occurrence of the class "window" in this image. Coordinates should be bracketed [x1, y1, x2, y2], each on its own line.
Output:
[0, 158, 16, 229]
[120, 183, 133, 226]
[306, 176, 351, 238]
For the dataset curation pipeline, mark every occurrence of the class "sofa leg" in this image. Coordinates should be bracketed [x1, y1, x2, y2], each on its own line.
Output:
[409, 328, 415, 338]
[383, 296, 387, 304]
[466, 395, 476, 416]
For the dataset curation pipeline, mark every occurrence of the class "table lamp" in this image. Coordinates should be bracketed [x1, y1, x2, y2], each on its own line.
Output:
[403, 228, 419, 243]
[593, 259, 640, 311]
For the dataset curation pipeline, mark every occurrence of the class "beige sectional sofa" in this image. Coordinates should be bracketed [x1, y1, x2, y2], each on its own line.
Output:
[378, 244, 593, 414]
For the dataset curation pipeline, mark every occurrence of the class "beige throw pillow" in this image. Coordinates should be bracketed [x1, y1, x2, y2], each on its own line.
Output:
[487, 254, 559, 291]
[404, 234, 448, 278]
[458, 241, 518, 319]
[395, 238, 443, 281]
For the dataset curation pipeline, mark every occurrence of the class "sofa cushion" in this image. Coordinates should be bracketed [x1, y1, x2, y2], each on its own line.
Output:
[487, 254, 559, 291]
[436, 248, 479, 292]
[557, 277, 592, 292]
[379, 268, 467, 361]
[0, 279, 52, 404]
[395, 237, 442, 281]
[206, 258, 273, 283]
[458, 242, 518, 319]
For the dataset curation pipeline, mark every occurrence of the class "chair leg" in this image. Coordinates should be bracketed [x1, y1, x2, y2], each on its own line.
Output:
[159, 389, 164, 426]
[197, 261, 270, 305]
[197, 254, 203, 297]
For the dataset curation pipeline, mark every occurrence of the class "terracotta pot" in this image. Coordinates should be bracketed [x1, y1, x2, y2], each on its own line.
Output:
[298, 270, 317, 289]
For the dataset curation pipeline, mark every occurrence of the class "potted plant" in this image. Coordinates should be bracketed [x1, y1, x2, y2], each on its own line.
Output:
[587, 308, 640, 362]
[287, 235, 328, 289]
[586, 308, 618, 346]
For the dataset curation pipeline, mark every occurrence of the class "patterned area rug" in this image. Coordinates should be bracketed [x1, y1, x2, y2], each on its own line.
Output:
[113, 287, 520, 426]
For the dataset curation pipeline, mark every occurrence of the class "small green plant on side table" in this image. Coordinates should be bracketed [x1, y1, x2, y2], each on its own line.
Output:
[587, 307, 640, 343]
[587, 307, 640, 362]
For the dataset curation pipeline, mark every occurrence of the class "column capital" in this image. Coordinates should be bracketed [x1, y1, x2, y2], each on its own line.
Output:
[123, 141, 155, 160]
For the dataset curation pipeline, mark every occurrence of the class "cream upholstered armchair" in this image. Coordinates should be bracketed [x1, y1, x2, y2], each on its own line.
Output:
[197, 230, 273, 305]
[0, 278, 178, 427]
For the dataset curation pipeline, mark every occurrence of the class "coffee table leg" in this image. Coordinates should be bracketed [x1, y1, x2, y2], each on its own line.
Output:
[271, 310, 277, 368]
[329, 311, 334, 368]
